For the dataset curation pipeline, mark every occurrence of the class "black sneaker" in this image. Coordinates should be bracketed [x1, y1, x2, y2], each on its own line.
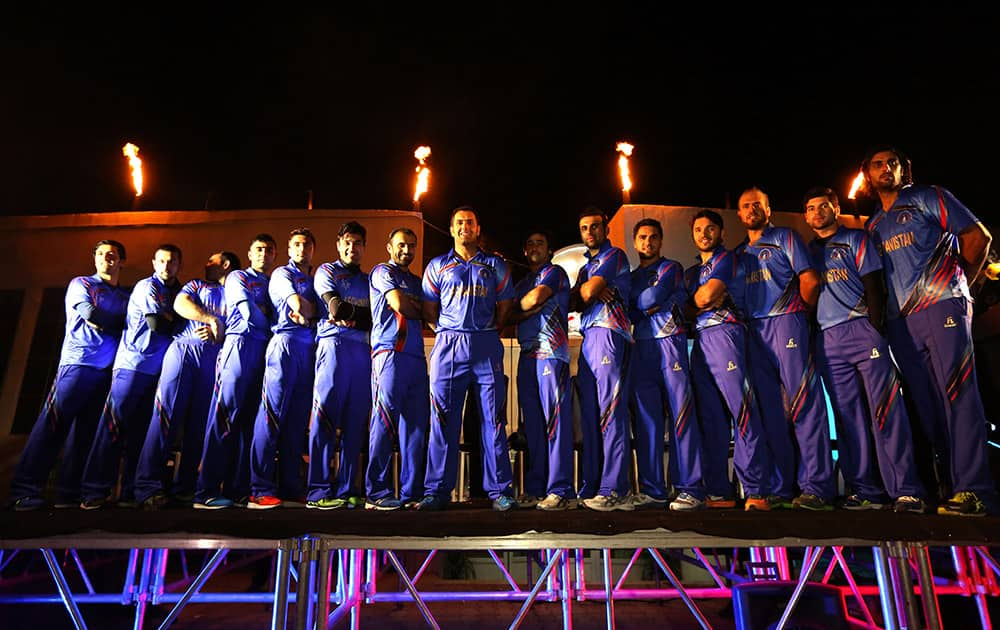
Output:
[892, 496, 927, 514]
[413, 495, 447, 511]
[80, 497, 110, 510]
[142, 492, 170, 510]
[766, 495, 794, 510]
[792, 493, 833, 511]
[11, 496, 46, 512]
[839, 494, 885, 511]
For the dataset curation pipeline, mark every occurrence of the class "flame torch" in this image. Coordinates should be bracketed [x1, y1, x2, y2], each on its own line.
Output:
[413, 145, 431, 212]
[122, 142, 143, 209]
[616, 141, 634, 204]
[847, 168, 865, 200]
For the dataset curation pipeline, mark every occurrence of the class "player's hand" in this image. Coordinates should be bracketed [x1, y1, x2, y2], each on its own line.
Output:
[194, 326, 213, 341]
[597, 286, 616, 304]
[289, 311, 308, 326]
[209, 316, 225, 342]
[85, 320, 104, 332]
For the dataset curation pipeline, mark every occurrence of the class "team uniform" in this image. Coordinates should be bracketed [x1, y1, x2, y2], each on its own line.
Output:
[134, 278, 225, 504]
[685, 247, 771, 500]
[307, 260, 372, 504]
[808, 226, 925, 504]
[250, 260, 317, 503]
[195, 267, 272, 505]
[366, 262, 429, 505]
[9, 274, 128, 507]
[514, 262, 573, 501]
[629, 257, 703, 503]
[576, 239, 633, 500]
[866, 184, 995, 501]
[81, 274, 181, 505]
[736, 226, 834, 502]
[421, 249, 515, 503]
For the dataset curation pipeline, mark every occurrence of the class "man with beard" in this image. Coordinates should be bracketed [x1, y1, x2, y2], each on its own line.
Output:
[415, 207, 517, 511]
[685, 211, 772, 511]
[307, 221, 372, 510]
[629, 218, 706, 511]
[194, 235, 277, 509]
[735, 188, 834, 511]
[365, 227, 428, 510]
[510, 231, 574, 510]
[573, 207, 634, 511]
[862, 146, 995, 516]
[134, 251, 240, 509]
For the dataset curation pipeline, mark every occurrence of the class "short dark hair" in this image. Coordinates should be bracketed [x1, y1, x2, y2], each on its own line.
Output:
[450, 205, 479, 226]
[155, 243, 182, 260]
[220, 251, 241, 270]
[388, 227, 417, 242]
[524, 230, 552, 248]
[94, 239, 126, 261]
[578, 206, 608, 224]
[691, 209, 723, 230]
[289, 227, 316, 247]
[861, 144, 913, 187]
[632, 218, 662, 239]
[251, 233, 277, 248]
[338, 221, 367, 243]
[802, 186, 839, 208]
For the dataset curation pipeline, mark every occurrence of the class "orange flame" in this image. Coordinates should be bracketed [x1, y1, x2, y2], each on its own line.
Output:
[122, 142, 143, 197]
[413, 146, 431, 203]
[847, 169, 864, 200]
[616, 142, 634, 193]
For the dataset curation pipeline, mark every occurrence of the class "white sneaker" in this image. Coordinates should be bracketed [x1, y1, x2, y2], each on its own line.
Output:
[536, 493, 575, 511]
[582, 492, 635, 512]
[631, 492, 668, 509]
[669, 492, 706, 512]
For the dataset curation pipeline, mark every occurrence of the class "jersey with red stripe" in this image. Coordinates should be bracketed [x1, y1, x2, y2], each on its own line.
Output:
[808, 226, 882, 331]
[422, 249, 513, 332]
[683, 247, 746, 331]
[314, 260, 370, 344]
[630, 257, 687, 340]
[370, 262, 424, 358]
[514, 262, 570, 363]
[176, 279, 226, 341]
[578, 239, 633, 342]
[865, 184, 979, 319]
[735, 225, 813, 320]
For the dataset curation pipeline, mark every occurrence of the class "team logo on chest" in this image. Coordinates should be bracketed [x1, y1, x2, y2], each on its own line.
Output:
[830, 248, 846, 261]
[758, 249, 772, 262]
[895, 211, 912, 225]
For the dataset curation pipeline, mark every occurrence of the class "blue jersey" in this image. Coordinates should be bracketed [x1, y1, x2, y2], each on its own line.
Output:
[176, 279, 226, 341]
[629, 257, 687, 340]
[684, 247, 746, 331]
[59, 274, 129, 369]
[314, 260, 370, 344]
[269, 260, 318, 341]
[224, 268, 272, 341]
[578, 239, 632, 341]
[735, 225, 813, 320]
[369, 262, 424, 358]
[422, 248, 513, 332]
[809, 226, 882, 331]
[865, 184, 979, 319]
[514, 262, 570, 363]
[114, 274, 181, 374]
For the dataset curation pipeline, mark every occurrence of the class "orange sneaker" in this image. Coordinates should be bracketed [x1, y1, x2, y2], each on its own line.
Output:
[744, 495, 770, 511]
[706, 495, 737, 509]
[247, 495, 282, 510]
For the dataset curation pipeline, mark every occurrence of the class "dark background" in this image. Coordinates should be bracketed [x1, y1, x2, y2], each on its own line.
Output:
[2, 5, 997, 257]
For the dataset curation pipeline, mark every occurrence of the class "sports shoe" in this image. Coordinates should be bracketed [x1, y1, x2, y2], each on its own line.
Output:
[11, 496, 46, 512]
[582, 492, 635, 512]
[306, 497, 346, 510]
[536, 493, 574, 511]
[493, 495, 518, 511]
[193, 497, 234, 510]
[632, 492, 668, 510]
[365, 497, 402, 511]
[744, 495, 770, 511]
[346, 496, 365, 509]
[517, 495, 541, 509]
[792, 493, 833, 511]
[937, 491, 987, 517]
[669, 492, 706, 512]
[80, 497, 110, 510]
[766, 495, 794, 510]
[706, 495, 737, 509]
[840, 494, 885, 511]
[141, 492, 170, 510]
[247, 495, 282, 510]
[413, 495, 447, 511]
[281, 497, 308, 508]
[893, 496, 927, 514]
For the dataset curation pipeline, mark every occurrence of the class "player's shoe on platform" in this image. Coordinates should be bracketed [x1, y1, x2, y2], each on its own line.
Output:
[839, 494, 885, 511]
[937, 492, 987, 517]
[193, 497, 234, 510]
[141, 492, 170, 510]
[537, 493, 575, 511]
[493, 495, 518, 512]
[365, 498, 402, 511]
[766, 495, 794, 510]
[80, 497, 110, 510]
[631, 493, 668, 510]
[346, 496, 365, 509]
[11, 496, 46, 511]
[307, 497, 346, 510]
[706, 495, 737, 509]
[582, 492, 635, 512]
[792, 493, 833, 511]
[892, 496, 927, 514]
[414, 495, 447, 511]
[669, 492, 706, 512]
[248, 495, 282, 510]
[516, 495, 541, 509]
[744, 495, 770, 511]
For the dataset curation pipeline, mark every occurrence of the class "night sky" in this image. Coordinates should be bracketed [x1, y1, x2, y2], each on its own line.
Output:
[3, 6, 997, 258]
